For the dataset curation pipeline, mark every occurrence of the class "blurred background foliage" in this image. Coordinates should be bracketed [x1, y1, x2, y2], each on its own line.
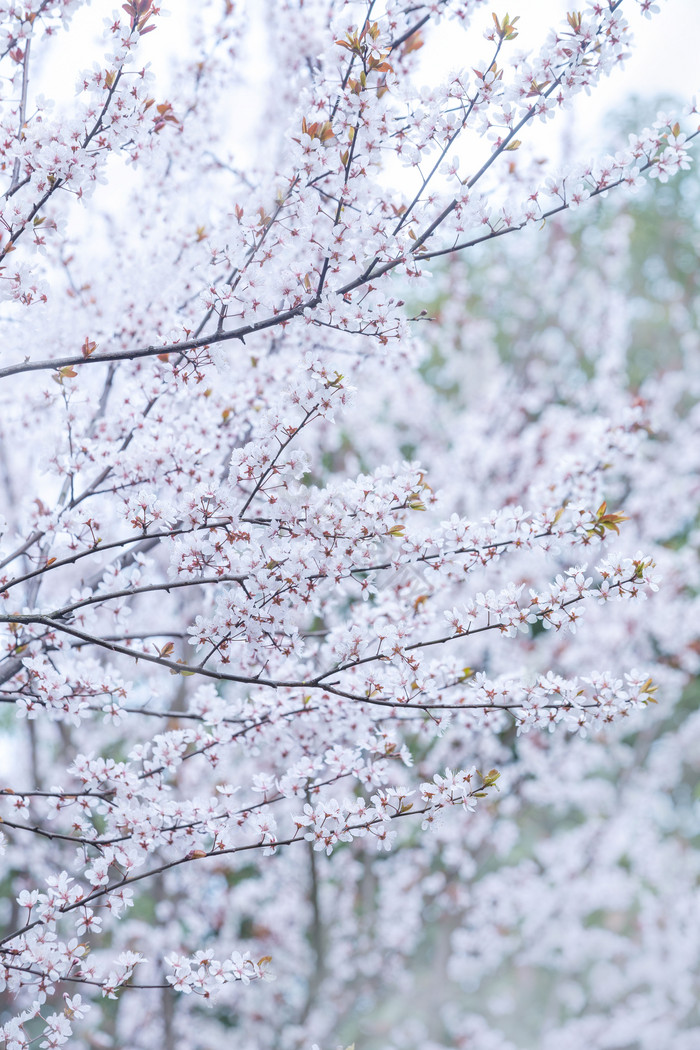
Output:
[332, 97, 700, 1050]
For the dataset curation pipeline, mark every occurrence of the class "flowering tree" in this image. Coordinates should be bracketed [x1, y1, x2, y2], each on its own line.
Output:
[1, 1, 699, 1048]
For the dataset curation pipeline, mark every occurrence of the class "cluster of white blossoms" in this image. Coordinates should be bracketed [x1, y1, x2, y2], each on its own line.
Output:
[1, 1, 699, 1048]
